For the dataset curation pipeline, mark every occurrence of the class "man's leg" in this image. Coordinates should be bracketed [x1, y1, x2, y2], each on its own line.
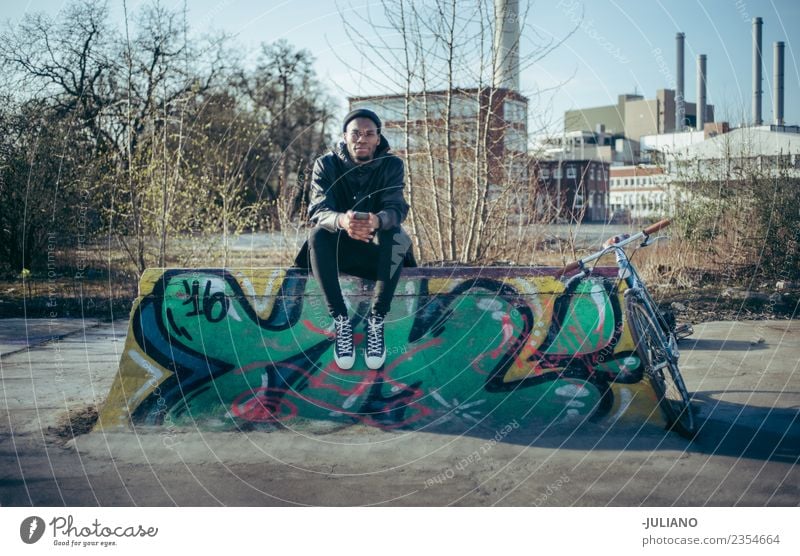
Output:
[307, 227, 354, 369]
[363, 227, 411, 369]
[307, 226, 349, 318]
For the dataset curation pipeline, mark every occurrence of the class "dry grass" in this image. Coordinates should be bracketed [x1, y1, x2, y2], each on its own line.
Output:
[2, 231, 794, 323]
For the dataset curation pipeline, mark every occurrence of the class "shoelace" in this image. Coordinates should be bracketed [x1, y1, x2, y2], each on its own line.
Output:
[334, 316, 353, 354]
[366, 315, 384, 354]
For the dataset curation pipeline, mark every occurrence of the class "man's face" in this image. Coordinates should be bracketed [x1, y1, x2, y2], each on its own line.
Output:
[344, 117, 380, 164]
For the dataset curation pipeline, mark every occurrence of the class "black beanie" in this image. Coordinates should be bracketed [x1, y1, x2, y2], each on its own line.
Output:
[342, 108, 382, 132]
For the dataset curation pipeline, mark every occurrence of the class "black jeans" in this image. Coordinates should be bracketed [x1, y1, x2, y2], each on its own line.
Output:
[305, 226, 411, 317]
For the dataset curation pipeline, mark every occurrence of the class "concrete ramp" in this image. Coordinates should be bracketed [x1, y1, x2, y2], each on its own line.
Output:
[98, 267, 666, 432]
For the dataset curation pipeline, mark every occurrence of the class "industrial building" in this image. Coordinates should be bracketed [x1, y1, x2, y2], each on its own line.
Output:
[565, 89, 714, 144]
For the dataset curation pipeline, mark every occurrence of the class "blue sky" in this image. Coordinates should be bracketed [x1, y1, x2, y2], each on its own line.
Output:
[4, 0, 799, 133]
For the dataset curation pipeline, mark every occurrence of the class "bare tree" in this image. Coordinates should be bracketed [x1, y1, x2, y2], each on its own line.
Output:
[336, 0, 577, 264]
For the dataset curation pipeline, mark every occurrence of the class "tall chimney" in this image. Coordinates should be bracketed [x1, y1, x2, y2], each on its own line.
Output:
[753, 17, 763, 125]
[675, 32, 685, 131]
[493, 0, 520, 91]
[774, 41, 785, 125]
[697, 54, 707, 130]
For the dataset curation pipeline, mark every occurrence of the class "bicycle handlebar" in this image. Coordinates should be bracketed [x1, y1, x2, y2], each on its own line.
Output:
[642, 218, 671, 236]
[561, 260, 581, 274]
[559, 219, 672, 276]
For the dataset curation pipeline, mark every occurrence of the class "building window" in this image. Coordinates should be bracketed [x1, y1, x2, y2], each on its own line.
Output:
[540, 168, 550, 178]
[451, 96, 480, 119]
[504, 127, 527, 153]
[566, 166, 577, 179]
[504, 99, 527, 124]
[554, 166, 562, 179]
[589, 168, 595, 180]
[381, 127, 406, 149]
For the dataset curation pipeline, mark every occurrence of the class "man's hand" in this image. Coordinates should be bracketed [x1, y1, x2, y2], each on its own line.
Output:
[339, 210, 380, 242]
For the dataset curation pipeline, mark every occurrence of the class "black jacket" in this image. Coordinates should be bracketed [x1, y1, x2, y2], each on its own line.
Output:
[307, 135, 409, 232]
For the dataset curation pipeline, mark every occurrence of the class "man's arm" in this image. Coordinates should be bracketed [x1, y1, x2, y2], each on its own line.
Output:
[307, 157, 343, 233]
[375, 157, 409, 230]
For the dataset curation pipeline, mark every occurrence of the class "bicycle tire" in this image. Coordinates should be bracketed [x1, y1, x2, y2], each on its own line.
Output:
[626, 296, 696, 439]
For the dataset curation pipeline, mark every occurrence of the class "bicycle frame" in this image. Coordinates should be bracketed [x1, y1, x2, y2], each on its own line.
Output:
[560, 219, 676, 350]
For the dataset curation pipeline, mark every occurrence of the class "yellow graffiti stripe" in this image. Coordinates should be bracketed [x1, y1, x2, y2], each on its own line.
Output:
[426, 278, 462, 294]
[233, 268, 288, 319]
[96, 313, 173, 430]
[505, 276, 565, 295]
[138, 268, 166, 296]
[608, 382, 667, 425]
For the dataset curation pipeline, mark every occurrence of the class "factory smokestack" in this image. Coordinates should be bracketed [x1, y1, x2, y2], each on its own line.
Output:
[697, 54, 707, 130]
[774, 41, 784, 125]
[493, 0, 520, 91]
[753, 17, 763, 125]
[676, 32, 685, 131]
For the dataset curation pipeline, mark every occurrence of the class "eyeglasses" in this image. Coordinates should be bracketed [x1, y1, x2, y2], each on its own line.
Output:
[346, 129, 379, 140]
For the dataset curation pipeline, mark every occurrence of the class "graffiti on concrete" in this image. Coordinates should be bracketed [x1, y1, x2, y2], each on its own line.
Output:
[99, 268, 659, 431]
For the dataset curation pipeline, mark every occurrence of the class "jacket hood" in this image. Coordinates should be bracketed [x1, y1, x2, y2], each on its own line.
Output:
[334, 134, 392, 169]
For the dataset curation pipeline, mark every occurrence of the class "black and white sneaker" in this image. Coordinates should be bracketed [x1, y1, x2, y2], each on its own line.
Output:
[365, 313, 386, 369]
[333, 315, 355, 370]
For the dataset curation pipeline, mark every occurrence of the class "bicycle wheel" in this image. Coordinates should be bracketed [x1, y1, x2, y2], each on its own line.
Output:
[626, 296, 696, 438]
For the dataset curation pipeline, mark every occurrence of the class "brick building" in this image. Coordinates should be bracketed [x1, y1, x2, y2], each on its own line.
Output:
[534, 159, 609, 223]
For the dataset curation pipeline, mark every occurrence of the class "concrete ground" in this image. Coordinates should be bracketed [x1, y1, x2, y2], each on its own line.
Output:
[0, 317, 798, 506]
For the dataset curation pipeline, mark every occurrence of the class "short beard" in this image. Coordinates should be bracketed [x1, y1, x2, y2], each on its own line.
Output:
[355, 154, 372, 162]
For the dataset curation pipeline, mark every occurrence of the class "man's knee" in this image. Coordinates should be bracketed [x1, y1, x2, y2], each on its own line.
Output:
[308, 226, 338, 252]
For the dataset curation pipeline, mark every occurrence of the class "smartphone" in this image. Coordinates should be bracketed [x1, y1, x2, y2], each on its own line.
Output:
[353, 211, 370, 220]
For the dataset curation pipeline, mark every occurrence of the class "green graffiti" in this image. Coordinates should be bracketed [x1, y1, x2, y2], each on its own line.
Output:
[101, 268, 645, 432]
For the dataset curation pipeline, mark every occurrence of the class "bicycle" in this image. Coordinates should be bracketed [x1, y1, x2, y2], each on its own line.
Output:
[561, 219, 697, 439]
